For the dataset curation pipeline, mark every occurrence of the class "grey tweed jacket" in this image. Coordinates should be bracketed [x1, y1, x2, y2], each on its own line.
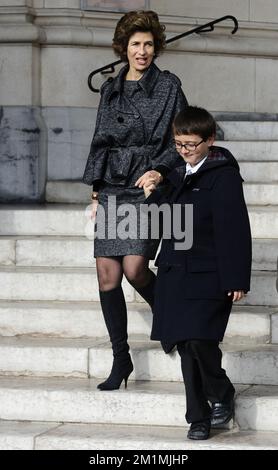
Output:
[83, 61, 188, 188]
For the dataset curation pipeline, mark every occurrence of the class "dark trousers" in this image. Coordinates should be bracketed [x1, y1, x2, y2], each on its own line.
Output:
[177, 340, 235, 424]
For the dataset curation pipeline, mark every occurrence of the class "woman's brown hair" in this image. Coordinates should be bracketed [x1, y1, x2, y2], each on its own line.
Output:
[112, 10, 166, 61]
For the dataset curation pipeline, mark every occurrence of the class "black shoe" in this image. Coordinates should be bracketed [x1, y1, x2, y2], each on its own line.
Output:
[211, 400, 234, 427]
[187, 419, 211, 440]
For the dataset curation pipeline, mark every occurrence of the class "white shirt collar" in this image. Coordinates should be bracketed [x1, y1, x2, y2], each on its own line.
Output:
[186, 155, 208, 175]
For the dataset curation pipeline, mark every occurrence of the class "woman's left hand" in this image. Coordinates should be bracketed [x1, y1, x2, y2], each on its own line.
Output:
[135, 170, 162, 188]
[227, 290, 245, 302]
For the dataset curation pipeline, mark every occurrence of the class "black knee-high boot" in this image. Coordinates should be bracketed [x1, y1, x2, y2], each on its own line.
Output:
[135, 270, 176, 354]
[97, 286, 133, 391]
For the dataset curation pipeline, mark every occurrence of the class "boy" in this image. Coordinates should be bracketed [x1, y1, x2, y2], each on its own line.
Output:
[144, 106, 252, 440]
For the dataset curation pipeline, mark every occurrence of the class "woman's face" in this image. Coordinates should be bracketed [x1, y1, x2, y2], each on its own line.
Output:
[127, 31, 155, 73]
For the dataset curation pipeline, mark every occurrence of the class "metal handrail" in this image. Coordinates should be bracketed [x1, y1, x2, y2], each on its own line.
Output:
[88, 15, 238, 93]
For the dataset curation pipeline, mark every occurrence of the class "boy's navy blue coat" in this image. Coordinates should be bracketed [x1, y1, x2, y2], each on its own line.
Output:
[145, 146, 252, 342]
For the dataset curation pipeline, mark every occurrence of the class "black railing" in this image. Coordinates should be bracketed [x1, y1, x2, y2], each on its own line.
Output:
[88, 15, 238, 93]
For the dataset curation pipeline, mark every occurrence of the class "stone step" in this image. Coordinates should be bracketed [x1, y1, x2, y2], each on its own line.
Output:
[0, 301, 274, 344]
[217, 121, 278, 141]
[0, 376, 277, 431]
[90, 341, 278, 386]
[0, 300, 151, 338]
[0, 204, 90, 237]
[215, 140, 278, 161]
[0, 204, 277, 238]
[248, 205, 278, 238]
[0, 236, 275, 271]
[243, 183, 278, 205]
[1, 420, 277, 450]
[251, 239, 278, 271]
[0, 337, 277, 385]
[240, 161, 278, 183]
[236, 271, 277, 307]
[0, 266, 275, 306]
[0, 266, 276, 307]
[46, 181, 91, 204]
[0, 421, 59, 450]
[46, 180, 278, 205]
[0, 266, 133, 302]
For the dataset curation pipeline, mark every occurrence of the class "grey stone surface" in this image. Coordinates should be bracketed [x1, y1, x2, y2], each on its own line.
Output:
[0, 106, 97, 202]
[214, 112, 278, 121]
[42, 107, 97, 180]
[2, 419, 278, 450]
[0, 421, 59, 451]
[35, 422, 278, 450]
[218, 121, 278, 141]
[0, 106, 47, 202]
[0, 376, 276, 432]
[2, 105, 278, 202]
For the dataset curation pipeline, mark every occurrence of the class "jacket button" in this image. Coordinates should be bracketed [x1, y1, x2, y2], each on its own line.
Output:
[134, 115, 140, 119]
[117, 116, 124, 123]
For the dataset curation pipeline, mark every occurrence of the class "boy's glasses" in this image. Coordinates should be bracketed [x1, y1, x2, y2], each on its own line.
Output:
[174, 139, 204, 151]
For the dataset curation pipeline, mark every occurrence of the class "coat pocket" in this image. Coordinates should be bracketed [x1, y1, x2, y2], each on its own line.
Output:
[104, 148, 134, 185]
[187, 256, 217, 272]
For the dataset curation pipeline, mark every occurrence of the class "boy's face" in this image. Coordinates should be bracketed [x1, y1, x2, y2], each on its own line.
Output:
[174, 133, 215, 166]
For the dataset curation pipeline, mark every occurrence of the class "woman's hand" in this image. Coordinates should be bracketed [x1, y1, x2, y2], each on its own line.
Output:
[227, 290, 245, 302]
[135, 170, 162, 189]
[90, 200, 99, 220]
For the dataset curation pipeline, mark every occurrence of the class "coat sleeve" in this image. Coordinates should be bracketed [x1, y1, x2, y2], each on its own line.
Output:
[82, 82, 110, 187]
[152, 84, 188, 173]
[211, 168, 252, 292]
[142, 182, 175, 242]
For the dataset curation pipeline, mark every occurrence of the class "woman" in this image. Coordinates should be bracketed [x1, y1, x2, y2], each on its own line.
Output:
[144, 106, 252, 440]
[83, 10, 188, 390]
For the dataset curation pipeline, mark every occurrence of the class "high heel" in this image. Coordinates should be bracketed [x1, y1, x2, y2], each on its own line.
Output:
[97, 358, 133, 391]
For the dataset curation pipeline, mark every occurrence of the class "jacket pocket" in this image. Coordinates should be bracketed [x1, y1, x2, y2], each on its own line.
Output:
[187, 256, 217, 272]
[104, 148, 134, 185]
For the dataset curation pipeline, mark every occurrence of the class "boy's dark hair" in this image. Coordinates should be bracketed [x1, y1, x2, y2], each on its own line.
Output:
[173, 106, 216, 141]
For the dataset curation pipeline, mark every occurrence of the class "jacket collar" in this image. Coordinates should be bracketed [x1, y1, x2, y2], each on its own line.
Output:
[167, 164, 186, 187]
[108, 61, 161, 100]
[167, 146, 240, 188]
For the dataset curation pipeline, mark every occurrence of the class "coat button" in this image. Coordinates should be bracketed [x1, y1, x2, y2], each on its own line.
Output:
[117, 116, 124, 123]
[134, 115, 140, 119]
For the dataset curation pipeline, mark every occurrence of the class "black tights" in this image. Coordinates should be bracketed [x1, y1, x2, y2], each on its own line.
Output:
[96, 255, 153, 292]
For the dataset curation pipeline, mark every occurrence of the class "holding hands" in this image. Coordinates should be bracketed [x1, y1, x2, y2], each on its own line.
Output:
[135, 170, 162, 198]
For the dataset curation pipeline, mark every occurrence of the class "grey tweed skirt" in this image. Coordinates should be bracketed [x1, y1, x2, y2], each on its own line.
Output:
[94, 184, 160, 259]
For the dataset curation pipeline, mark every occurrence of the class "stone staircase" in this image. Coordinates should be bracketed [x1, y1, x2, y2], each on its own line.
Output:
[0, 121, 277, 449]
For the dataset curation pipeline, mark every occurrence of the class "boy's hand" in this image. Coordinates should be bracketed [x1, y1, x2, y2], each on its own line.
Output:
[227, 290, 245, 302]
[135, 170, 162, 188]
[143, 181, 156, 198]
